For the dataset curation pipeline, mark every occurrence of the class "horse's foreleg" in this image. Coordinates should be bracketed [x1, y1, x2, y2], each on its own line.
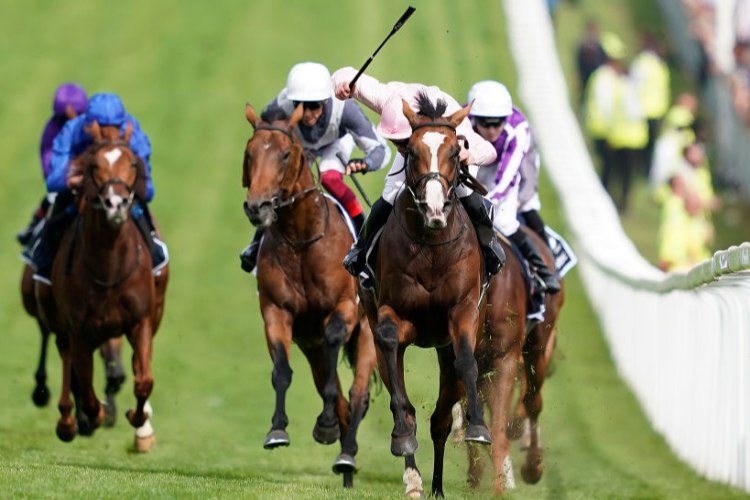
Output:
[31, 320, 51, 407]
[430, 345, 463, 498]
[335, 318, 376, 482]
[403, 455, 425, 498]
[520, 329, 547, 485]
[100, 337, 125, 427]
[126, 318, 154, 430]
[489, 351, 521, 494]
[54, 334, 76, 442]
[263, 307, 293, 449]
[449, 304, 491, 445]
[374, 307, 416, 457]
[69, 336, 103, 436]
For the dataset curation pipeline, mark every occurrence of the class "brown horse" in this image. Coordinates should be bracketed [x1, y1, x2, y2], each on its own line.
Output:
[35, 121, 168, 451]
[464, 227, 565, 494]
[242, 103, 376, 488]
[359, 93, 491, 498]
[22, 263, 126, 427]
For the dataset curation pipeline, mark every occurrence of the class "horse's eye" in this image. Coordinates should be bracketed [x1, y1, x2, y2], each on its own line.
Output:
[282, 150, 291, 161]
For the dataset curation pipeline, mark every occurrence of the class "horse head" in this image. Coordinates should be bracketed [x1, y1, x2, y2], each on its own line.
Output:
[242, 102, 305, 228]
[402, 91, 472, 230]
[79, 120, 147, 227]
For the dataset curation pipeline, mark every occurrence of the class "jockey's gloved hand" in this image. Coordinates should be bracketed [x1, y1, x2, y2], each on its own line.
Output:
[345, 158, 372, 176]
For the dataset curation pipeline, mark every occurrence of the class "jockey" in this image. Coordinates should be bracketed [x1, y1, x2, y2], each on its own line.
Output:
[17, 83, 88, 247]
[331, 67, 506, 280]
[239, 62, 391, 273]
[32, 92, 165, 284]
[467, 80, 561, 294]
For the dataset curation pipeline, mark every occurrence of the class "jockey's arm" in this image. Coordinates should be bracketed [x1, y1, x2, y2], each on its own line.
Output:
[332, 67, 394, 115]
[454, 108, 497, 167]
[46, 119, 78, 194]
[340, 101, 392, 173]
[128, 118, 155, 202]
[492, 131, 528, 197]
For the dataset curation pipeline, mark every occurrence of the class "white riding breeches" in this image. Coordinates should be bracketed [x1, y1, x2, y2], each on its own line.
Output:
[318, 134, 356, 174]
[382, 152, 478, 205]
[492, 182, 520, 236]
[520, 192, 541, 212]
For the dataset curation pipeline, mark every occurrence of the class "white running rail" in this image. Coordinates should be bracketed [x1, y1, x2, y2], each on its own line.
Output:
[501, 0, 750, 492]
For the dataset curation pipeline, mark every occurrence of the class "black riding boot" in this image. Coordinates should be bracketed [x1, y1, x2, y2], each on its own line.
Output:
[239, 229, 265, 273]
[31, 193, 76, 282]
[509, 229, 561, 294]
[17, 196, 51, 247]
[521, 209, 548, 245]
[459, 192, 506, 275]
[132, 201, 161, 269]
[342, 197, 393, 277]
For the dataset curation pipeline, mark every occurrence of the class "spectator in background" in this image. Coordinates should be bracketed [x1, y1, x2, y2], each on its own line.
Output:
[658, 175, 710, 271]
[630, 31, 671, 170]
[576, 20, 608, 102]
[585, 32, 626, 200]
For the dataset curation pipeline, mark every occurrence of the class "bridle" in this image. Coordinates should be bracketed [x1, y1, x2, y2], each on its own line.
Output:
[403, 121, 462, 209]
[85, 140, 138, 212]
[246, 125, 321, 214]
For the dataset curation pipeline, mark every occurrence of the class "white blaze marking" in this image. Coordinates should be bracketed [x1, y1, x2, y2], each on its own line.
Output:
[421, 132, 447, 216]
[107, 185, 124, 209]
[103, 148, 122, 166]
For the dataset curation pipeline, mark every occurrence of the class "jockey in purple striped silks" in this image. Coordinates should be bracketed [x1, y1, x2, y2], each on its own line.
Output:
[17, 83, 88, 247]
[468, 80, 560, 294]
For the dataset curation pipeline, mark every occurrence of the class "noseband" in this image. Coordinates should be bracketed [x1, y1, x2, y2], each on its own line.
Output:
[87, 140, 139, 211]
[246, 125, 320, 215]
[405, 121, 461, 207]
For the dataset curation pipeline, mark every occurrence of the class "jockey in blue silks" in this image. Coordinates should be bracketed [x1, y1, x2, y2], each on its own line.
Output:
[32, 92, 166, 284]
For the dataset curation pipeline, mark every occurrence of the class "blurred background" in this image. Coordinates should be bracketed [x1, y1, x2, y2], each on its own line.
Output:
[0, 0, 748, 498]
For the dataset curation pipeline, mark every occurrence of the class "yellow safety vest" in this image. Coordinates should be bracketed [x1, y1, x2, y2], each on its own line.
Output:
[631, 50, 671, 120]
[607, 74, 649, 149]
[584, 65, 618, 139]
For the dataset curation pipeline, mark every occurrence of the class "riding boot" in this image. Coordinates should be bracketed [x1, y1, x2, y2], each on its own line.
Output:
[132, 201, 167, 272]
[459, 192, 505, 275]
[342, 197, 392, 277]
[17, 196, 51, 247]
[352, 212, 366, 234]
[31, 193, 76, 283]
[521, 209, 548, 246]
[509, 229, 561, 294]
[239, 229, 265, 273]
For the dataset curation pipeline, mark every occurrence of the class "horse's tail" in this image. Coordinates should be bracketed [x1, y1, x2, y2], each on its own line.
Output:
[343, 323, 383, 393]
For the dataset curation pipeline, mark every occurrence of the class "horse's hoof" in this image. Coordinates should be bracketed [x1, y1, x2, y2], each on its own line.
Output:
[102, 397, 117, 428]
[135, 433, 156, 453]
[263, 429, 290, 449]
[391, 433, 419, 456]
[56, 421, 76, 443]
[31, 385, 51, 407]
[76, 410, 96, 437]
[312, 422, 340, 445]
[332, 453, 358, 475]
[464, 424, 492, 445]
[521, 450, 543, 484]
[405, 489, 426, 499]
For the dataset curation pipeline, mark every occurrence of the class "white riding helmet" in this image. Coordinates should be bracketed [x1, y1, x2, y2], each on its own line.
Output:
[286, 62, 334, 102]
[467, 80, 513, 118]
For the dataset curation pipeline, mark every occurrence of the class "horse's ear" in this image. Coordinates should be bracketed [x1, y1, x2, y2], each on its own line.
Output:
[279, 143, 303, 194]
[65, 104, 78, 120]
[86, 120, 103, 143]
[122, 120, 134, 143]
[402, 99, 418, 128]
[447, 100, 472, 128]
[288, 102, 304, 130]
[245, 103, 258, 129]
[132, 156, 149, 200]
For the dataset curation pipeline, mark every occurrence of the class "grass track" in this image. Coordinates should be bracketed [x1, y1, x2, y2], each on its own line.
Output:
[0, 1, 748, 498]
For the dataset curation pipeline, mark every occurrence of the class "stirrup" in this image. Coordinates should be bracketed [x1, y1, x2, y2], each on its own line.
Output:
[342, 246, 365, 277]
[240, 242, 260, 274]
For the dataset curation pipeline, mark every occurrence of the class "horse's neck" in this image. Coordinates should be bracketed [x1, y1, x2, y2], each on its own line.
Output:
[273, 163, 326, 242]
[80, 210, 141, 278]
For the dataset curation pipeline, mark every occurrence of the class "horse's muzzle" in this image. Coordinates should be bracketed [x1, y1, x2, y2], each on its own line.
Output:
[244, 200, 275, 228]
[101, 191, 133, 227]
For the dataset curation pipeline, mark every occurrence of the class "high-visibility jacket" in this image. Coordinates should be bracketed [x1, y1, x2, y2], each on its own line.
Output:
[607, 73, 649, 150]
[630, 50, 671, 120]
[584, 65, 618, 139]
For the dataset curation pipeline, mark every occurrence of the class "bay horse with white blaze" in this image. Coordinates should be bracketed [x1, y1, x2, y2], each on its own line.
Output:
[242, 103, 376, 488]
[35, 121, 168, 451]
[359, 93, 492, 498]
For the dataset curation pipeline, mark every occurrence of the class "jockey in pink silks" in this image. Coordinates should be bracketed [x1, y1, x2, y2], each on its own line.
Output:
[331, 67, 505, 280]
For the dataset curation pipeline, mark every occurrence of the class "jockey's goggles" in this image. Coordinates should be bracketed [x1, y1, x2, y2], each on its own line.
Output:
[476, 116, 505, 129]
[293, 100, 326, 111]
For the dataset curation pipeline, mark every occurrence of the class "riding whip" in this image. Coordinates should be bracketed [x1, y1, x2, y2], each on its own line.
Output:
[336, 151, 373, 208]
[349, 6, 416, 91]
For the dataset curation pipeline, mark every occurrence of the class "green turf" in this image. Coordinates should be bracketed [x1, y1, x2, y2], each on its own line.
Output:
[0, 1, 748, 498]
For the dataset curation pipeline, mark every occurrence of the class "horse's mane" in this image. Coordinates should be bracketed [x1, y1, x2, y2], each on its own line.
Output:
[260, 107, 288, 124]
[415, 90, 448, 120]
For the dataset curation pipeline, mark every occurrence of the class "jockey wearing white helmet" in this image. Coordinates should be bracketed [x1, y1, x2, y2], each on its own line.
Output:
[332, 67, 506, 280]
[240, 62, 391, 273]
[468, 80, 560, 293]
